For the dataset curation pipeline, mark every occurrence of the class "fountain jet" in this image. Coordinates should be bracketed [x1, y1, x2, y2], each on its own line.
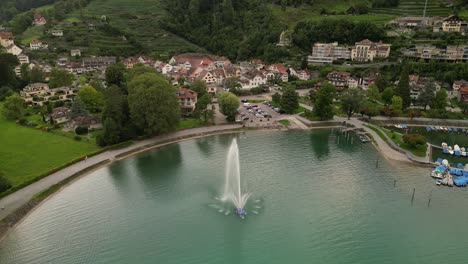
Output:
[221, 139, 250, 217]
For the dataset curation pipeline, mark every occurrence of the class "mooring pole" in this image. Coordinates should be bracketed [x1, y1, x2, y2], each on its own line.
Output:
[411, 188, 416, 206]
[427, 189, 433, 208]
[376, 157, 379, 168]
[394, 180, 397, 187]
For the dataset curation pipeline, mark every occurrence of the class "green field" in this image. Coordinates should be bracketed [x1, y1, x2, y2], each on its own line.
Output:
[0, 105, 99, 188]
[21, 25, 45, 44]
[371, 0, 452, 17]
[270, 1, 394, 28]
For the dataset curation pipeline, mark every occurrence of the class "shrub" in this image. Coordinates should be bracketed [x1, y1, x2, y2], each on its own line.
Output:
[75, 126, 89, 135]
[74, 135, 82, 141]
[0, 172, 12, 193]
[403, 134, 426, 148]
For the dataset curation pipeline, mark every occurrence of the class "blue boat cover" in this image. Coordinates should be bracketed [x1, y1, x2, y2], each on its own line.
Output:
[443, 149, 449, 154]
[453, 128, 458, 132]
[436, 158, 443, 164]
[463, 129, 466, 133]
[458, 163, 464, 169]
[463, 171, 468, 177]
[455, 151, 461, 156]
[454, 177, 468, 186]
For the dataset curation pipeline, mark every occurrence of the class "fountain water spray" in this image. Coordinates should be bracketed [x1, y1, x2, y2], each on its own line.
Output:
[221, 139, 250, 217]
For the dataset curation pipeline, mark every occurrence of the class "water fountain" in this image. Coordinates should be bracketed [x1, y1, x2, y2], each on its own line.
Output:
[221, 138, 250, 218]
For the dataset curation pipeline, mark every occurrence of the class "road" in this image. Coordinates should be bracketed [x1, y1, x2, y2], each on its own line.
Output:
[0, 125, 242, 221]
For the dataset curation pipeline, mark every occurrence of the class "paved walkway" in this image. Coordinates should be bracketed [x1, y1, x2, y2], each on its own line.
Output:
[343, 118, 410, 162]
[0, 125, 242, 221]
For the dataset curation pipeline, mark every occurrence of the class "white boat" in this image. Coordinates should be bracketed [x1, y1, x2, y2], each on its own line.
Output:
[448, 146, 454, 155]
[442, 142, 448, 149]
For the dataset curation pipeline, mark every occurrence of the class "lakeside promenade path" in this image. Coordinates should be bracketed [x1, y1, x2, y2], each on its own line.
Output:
[0, 125, 242, 221]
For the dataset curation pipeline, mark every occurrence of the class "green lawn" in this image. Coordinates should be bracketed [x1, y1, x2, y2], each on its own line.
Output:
[178, 118, 204, 130]
[369, 124, 427, 157]
[0, 105, 99, 188]
[279, 119, 291, 127]
[21, 25, 45, 44]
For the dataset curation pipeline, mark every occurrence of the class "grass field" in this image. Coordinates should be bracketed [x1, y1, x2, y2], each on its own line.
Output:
[21, 25, 44, 44]
[0, 105, 99, 188]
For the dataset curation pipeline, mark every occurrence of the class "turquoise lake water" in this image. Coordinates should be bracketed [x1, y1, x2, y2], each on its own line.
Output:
[1, 130, 468, 264]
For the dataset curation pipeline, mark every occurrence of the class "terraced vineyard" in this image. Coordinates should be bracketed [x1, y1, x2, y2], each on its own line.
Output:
[371, 0, 453, 17]
[64, 0, 203, 55]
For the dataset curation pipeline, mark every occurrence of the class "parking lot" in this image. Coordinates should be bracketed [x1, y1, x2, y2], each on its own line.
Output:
[238, 100, 282, 128]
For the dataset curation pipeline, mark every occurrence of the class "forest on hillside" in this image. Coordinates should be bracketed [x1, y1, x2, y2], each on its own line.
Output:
[160, 0, 285, 61]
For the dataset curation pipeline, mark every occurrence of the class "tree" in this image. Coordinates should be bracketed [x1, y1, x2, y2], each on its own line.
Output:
[101, 118, 120, 145]
[125, 64, 156, 82]
[70, 97, 89, 118]
[49, 68, 74, 88]
[100, 86, 134, 145]
[300, 56, 308, 69]
[29, 66, 44, 83]
[432, 89, 448, 110]
[190, 79, 207, 98]
[395, 65, 411, 109]
[375, 75, 388, 92]
[128, 73, 180, 136]
[0, 53, 19, 89]
[0, 86, 14, 101]
[313, 82, 336, 120]
[218, 91, 240, 121]
[2, 93, 24, 120]
[280, 87, 299, 114]
[105, 63, 125, 86]
[193, 93, 212, 123]
[272, 92, 282, 104]
[382, 87, 394, 106]
[418, 80, 436, 110]
[340, 88, 365, 120]
[367, 84, 381, 102]
[224, 77, 241, 95]
[77, 85, 104, 113]
[390, 96, 403, 116]
[360, 100, 381, 120]
[403, 134, 426, 148]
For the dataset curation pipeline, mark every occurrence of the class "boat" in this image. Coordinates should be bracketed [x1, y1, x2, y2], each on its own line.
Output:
[359, 136, 367, 143]
[448, 146, 454, 155]
[431, 165, 447, 179]
[436, 179, 442, 186]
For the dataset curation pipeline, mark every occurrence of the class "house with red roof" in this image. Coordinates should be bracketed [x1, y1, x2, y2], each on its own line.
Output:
[32, 13, 46, 26]
[0, 32, 14, 47]
[176, 88, 198, 115]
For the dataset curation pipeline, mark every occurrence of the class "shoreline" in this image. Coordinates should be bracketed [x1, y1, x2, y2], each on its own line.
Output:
[0, 123, 424, 242]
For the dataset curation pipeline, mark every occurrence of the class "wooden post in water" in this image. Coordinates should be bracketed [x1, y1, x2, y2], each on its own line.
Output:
[376, 157, 379, 168]
[427, 189, 433, 208]
[394, 180, 397, 187]
[411, 188, 416, 205]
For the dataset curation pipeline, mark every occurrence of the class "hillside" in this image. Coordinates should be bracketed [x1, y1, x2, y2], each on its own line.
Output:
[13, 0, 204, 57]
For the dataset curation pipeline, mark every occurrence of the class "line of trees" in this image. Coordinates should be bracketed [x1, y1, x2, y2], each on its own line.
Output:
[292, 19, 385, 51]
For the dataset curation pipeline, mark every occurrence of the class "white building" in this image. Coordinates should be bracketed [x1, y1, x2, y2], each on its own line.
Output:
[6, 44, 22, 56]
[351, 39, 391, 62]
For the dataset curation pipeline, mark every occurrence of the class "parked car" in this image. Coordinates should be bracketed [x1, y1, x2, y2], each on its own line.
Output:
[264, 114, 272, 118]
[255, 114, 264, 118]
[241, 99, 248, 103]
[274, 107, 280, 112]
[242, 117, 250, 121]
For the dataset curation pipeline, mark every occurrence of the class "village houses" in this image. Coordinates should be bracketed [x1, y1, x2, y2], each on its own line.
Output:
[326, 71, 351, 89]
[20, 83, 78, 106]
[351, 39, 391, 62]
[0, 32, 14, 47]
